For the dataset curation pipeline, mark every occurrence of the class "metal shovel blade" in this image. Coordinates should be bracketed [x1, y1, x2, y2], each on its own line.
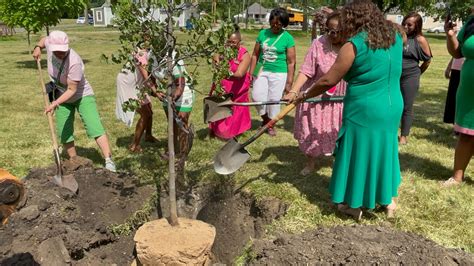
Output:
[51, 149, 78, 193]
[213, 138, 251, 175]
[50, 174, 78, 193]
[203, 95, 233, 123]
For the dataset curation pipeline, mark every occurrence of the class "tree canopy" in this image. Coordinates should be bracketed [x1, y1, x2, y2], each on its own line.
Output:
[0, 0, 84, 34]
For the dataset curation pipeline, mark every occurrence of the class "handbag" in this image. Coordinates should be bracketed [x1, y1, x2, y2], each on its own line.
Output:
[46, 51, 69, 103]
[45, 81, 65, 103]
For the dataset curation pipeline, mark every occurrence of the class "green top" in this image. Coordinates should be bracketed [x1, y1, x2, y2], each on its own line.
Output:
[256, 29, 295, 73]
[458, 15, 474, 44]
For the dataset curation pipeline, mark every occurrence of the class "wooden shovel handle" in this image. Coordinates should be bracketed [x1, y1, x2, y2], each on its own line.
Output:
[241, 103, 296, 147]
[36, 60, 60, 151]
[267, 103, 296, 128]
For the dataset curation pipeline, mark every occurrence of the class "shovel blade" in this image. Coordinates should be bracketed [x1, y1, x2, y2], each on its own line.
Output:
[50, 174, 79, 194]
[213, 138, 251, 175]
[203, 96, 233, 123]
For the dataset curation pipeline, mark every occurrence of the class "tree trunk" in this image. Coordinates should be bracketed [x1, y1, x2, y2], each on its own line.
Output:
[302, 0, 308, 32]
[84, 3, 89, 25]
[27, 31, 31, 55]
[166, 0, 179, 227]
[46, 26, 50, 36]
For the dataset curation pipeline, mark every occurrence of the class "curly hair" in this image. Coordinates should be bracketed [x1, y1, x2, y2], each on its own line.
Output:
[340, 0, 397, 49]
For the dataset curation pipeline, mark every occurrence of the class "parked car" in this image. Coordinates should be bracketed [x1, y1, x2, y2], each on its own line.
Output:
[76, 16, 93, 25]
[427, 25, 445, 34]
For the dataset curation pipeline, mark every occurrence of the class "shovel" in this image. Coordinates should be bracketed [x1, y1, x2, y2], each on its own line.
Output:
[204, 95, 344, 123]
[36, 60, 79, 193]
[213, 103, 297, 175]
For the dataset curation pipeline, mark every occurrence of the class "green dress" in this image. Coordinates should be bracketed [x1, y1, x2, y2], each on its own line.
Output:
[455, 16, 474, 135]
[329, 32, 404, 209]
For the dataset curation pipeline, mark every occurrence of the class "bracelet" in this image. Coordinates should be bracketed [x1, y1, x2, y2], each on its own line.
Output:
[287, 91, 297, 95]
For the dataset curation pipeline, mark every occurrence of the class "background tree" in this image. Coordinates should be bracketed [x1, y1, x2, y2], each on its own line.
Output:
[0, 0, 84, 48]
[108, 0, 235, 226]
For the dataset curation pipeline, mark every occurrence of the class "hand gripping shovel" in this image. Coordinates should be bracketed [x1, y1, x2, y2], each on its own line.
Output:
[213, 103, 297, 175]
[204, 95, 345, 123]
[36, 60, 78, 193]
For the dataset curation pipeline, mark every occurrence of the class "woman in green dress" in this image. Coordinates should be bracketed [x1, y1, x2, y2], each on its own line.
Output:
[289, 0, 403, 219]
[443, 6, 474, 186]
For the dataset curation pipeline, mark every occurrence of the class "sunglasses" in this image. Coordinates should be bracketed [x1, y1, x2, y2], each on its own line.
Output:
[326, 29, 340, 36]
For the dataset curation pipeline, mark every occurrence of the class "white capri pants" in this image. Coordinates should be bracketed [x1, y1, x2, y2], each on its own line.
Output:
[251, 71, 288, 118]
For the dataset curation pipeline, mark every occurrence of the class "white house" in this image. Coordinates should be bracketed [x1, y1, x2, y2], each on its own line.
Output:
[92, 0, 114, 27]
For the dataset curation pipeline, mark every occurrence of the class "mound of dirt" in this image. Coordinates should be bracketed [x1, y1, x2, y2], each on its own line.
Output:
[251, 225, 474, 265]
[0, 156, 155, 265]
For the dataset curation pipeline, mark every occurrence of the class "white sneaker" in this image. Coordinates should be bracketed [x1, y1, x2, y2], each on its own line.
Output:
[105, 158, 116, 172]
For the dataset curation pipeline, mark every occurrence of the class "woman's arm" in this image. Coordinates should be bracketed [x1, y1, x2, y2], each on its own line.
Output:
[248, 42, 261, 77]
[32, 37, 47, 60]
[299, 42, 355, 101]
[417, 36, 432, 74]
[445, 19, 462, 58]
[284, 46, 296, 93]
[45, 80, 78, 113]
[282, 72, 309, 101]
[231, 51, 250, 78]
[172, 77, 185, 101]
[445, 58, 453, 79]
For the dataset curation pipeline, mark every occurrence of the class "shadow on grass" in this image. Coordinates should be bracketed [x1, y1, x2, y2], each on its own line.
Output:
[115, 135, 167, 151]
[399, 152, 451, 181]
[16, 58, 90, 69]
[75, 146, 103, 165]
[411, 89, 458, 148]
[240, 145, 347, 218]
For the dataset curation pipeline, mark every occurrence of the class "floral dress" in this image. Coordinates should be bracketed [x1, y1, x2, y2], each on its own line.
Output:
[294, 36, 346, 157]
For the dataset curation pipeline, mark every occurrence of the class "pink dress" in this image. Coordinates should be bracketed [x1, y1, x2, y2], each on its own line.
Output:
[209, 46, 251, 139]
[294, 36, 346, 157]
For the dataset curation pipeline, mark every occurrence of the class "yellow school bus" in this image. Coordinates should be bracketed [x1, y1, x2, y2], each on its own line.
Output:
[286, 6, 304, 25]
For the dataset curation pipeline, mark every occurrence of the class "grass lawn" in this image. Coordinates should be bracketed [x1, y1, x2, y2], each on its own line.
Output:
[0, 24, 472, 253]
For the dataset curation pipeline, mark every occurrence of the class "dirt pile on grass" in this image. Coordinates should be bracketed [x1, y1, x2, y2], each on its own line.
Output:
[0, 156, 155, 265]
[250, 225, 474, 265]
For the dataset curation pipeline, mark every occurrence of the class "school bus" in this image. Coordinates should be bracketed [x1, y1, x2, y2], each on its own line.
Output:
[286, 6, 304, 25]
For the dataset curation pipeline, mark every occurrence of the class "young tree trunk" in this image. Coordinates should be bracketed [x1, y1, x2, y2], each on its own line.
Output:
[27, 31, 31, 54]
[166, 0, 179, 227]
[84, 4, 89, 26]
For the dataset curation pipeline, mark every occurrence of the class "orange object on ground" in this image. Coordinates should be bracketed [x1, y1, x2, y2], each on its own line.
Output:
[0, 168, 25, 225]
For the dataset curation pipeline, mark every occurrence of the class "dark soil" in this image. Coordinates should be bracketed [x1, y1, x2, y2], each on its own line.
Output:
[0, 156, 154, 265]
[1, 158, 473, 265]
[197, 189, 289, 264]
[250, 225, 474, 265]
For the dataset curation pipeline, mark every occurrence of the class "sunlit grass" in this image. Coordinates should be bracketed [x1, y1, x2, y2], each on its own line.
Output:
[0, 25, 472, 252]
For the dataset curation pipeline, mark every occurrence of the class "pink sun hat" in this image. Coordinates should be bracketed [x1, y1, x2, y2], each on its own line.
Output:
[48, 31, 69, 52]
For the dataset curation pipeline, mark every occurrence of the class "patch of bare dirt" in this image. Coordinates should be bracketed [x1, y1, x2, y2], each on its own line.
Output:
[0, 156, 154, 265]
[197, 189, 289, 264]
[250, 225, 474, 265]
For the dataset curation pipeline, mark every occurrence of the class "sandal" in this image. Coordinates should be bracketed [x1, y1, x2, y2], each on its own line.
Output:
[129, 145, 143, 153]
[440, 177, 463, 187]
[337, 204, 362, 221]
[385, 202, 397, 218]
